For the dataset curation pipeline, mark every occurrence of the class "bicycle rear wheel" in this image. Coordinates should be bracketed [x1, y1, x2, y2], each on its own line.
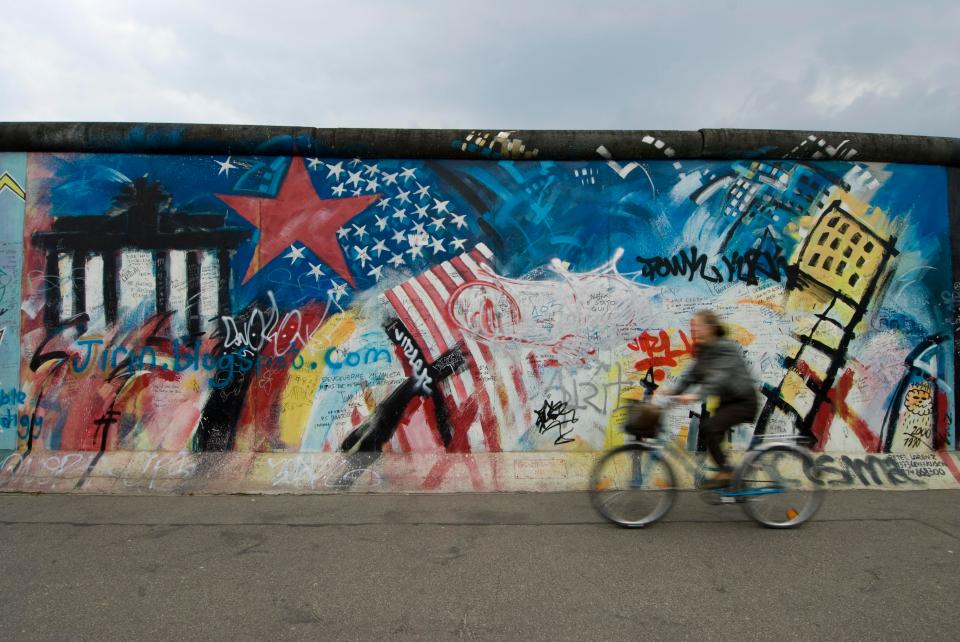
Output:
[733, 444, 824, 528]
[590, 443, 676, 528]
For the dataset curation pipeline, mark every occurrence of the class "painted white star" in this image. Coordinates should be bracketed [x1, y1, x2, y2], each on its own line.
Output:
[307, 262, 325, 282]
[411, 221, 427, 236]
[367, 264, 384, 282]
[430, 236, 446, 255]
[363, 163, 380, 176]
[430, 216, 446, 231]
[381, 171, 398, 186]
[346, 170, 364, 187]
[307, 157, 322, 170]
[376, 197, 392, 210]
[352, 188, 363, 197]
[352, 224, 368, 239]
[331, 183, 346, 196]
[284, 244, 306, 264]
[349, 158, 362, 167]
[415, 182, 431, 200]
[450, 212, 468, 229]
[328, 280, 348, 302]
[392, 229, 407, 244]
[371, 238, 389, 257]
[326, 161, 345, 180]
[215, 156, 238, 177]
[388, 252, 406, 267]
[433, 198, 450, 214]
[406, 243, 425, 259]
[400, 167, 417, 182]
[354, 245, 371, 267]
[374, 214, 390, 231]
[365, 177, 380, 192]
[392, 207, 408, 222]
[450, 237, 467, 251]
[337, 226, 350, 239]
[395, 188, 411, 204]
[413, 204, 430, 219]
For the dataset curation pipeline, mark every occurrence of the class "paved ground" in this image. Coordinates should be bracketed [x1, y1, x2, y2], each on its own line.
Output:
[1, 490, 958, 641]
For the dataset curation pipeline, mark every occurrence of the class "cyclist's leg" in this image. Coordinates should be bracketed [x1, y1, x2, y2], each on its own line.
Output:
[700, 400, 757, 487]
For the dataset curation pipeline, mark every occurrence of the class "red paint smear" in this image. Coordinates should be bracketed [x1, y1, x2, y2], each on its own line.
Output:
[792, 359, 824, 388]
[510, 364, 530, 429]
[935, 389, 949, 451]
[392, 396, 429, 453]
[810, 395, 835, 452]
[448, 396, 479, 453]
[527, 353, 541, 381]
[833, 369, 880, 452]
[421, 454, 484, 491]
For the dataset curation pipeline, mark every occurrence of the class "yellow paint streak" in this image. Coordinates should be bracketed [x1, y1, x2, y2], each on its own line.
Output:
[277, 312, 358, 448]
[736, 296, 785, 316]
[604, 361, 632, 449]
[726, 325, 756, 347]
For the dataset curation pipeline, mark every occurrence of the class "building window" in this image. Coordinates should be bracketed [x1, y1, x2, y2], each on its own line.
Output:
[823, 257, 834, 270]
[808, 253, 821, 267]
[837, 260, 847, 275]
[827, 217, 839, 228]
[864, 241, 874, 253]
[839, 222, 849, 233]
[830, 238, 840, 250]
[849, 273, 860, 287]
[851, 232, 862, 244]
[856, 256, 865, 268]
[818, 232, 829, 245]
[843, 247, 852, 258]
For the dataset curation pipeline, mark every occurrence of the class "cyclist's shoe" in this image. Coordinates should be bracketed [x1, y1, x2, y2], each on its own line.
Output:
[700, 471, 732, 490]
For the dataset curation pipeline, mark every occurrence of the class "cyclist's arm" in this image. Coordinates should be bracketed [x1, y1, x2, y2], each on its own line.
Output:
[664, 357, 702, 397]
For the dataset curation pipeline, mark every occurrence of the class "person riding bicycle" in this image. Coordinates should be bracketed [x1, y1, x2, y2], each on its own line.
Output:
[661, 309, 759, 489]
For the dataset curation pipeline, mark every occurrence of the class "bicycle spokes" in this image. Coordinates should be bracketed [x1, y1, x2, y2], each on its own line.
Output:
[736, 446, 823, 528]
[590, 444, 676, 527]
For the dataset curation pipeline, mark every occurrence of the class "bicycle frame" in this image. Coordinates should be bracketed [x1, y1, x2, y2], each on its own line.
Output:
[628, 431, 792, 499]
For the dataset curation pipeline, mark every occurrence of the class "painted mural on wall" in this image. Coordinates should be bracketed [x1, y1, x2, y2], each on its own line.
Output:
[0, 153, 26, 451]
[5, 151, 956, 461]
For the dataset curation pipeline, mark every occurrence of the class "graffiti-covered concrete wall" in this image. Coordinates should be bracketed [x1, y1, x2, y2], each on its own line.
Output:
[1, 125, 959, 493]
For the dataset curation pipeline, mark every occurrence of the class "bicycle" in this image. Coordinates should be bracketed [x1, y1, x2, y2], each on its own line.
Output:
[589, 393, 825, 529]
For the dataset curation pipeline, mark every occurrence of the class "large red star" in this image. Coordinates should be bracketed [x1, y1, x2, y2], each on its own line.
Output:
[216, 157, 379, 286]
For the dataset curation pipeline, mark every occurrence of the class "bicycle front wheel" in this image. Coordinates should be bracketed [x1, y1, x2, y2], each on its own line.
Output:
[590, 443, 676, 528]
[734, 444, 824, 528]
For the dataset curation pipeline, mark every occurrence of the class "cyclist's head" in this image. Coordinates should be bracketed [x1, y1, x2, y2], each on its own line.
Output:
[692, 309, 726, 344]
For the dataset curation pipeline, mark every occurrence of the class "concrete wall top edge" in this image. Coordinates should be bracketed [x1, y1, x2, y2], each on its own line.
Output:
[0, 122, 957, 165]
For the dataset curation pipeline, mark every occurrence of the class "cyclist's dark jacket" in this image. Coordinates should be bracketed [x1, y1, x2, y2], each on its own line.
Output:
[673, 338, 757, 405]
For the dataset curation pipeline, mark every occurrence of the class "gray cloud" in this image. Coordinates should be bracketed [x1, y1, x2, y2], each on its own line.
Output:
[0, 0, 957, 136]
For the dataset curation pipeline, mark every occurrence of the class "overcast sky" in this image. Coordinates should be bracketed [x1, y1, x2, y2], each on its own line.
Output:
[1, 0, 957, 136]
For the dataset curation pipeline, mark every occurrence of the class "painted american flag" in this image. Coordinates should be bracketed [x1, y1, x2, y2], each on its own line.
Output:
[380, 243, 541, 453]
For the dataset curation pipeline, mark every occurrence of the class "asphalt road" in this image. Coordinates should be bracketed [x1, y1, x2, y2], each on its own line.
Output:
[1, 490, 958, 641]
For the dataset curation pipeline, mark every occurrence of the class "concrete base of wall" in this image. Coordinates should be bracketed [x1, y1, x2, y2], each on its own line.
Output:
[2, 449, 959, 494]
